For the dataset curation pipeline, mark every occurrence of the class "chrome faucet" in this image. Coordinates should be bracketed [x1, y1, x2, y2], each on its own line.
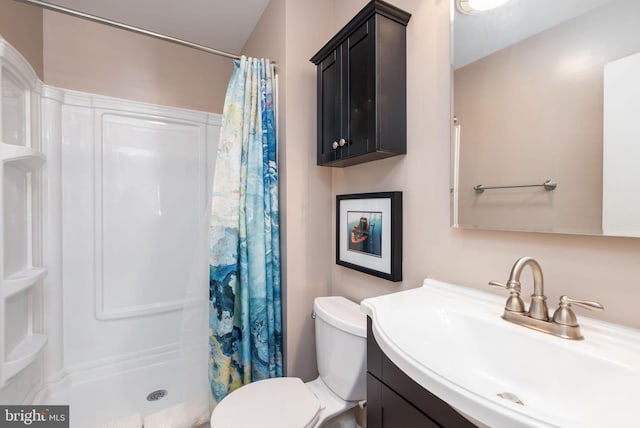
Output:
[489, 257, 604, 340]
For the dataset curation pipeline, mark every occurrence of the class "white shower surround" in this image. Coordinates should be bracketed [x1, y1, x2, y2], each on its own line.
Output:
[35, 88, 220, 427]
[0, 36, 220, 426]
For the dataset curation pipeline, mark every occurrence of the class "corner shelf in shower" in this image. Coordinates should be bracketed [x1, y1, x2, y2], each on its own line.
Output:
[3, 333, 48, 381]
[0, 143, 47, 386]
[0, 143, 46, 171]
[3, 267, 48, 298]
[0, 36, 48, 389]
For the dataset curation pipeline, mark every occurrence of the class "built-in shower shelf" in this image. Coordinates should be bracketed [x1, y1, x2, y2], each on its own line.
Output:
[3, 334, 47, 381]
[2, 267, 47, 298]
[0, 37, 46, 390]
[0, 143, 46, 171]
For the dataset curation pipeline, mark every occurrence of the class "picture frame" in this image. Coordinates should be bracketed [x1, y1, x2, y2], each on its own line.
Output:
[336, 192, 402, 282]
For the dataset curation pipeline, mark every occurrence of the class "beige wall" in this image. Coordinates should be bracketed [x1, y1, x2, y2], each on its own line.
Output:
[331, 0, 640, 334]
[42, 11, 230, 113]
[256, 0, 640, 385]
[456, 32, 603, 233]
[455, 1, 640, 235]
[243, 0, 334, 381]
[0, 3, 231, 113]
[280, 0, 334, 381]
[331, 0, 448, 300]
[0, 0, 43, 79]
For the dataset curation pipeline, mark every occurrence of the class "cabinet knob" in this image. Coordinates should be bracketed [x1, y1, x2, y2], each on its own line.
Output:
[332, 141, 339, 150]
[339, 138, 346, 147]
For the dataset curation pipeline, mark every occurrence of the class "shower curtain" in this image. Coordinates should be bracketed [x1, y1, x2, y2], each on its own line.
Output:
[209, 56, 282, 407]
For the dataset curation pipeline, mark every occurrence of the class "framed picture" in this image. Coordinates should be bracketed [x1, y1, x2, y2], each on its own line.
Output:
[336, 192, 402, 282]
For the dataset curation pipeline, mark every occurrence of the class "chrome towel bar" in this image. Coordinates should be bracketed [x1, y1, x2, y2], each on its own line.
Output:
[474, 179, 557, 194]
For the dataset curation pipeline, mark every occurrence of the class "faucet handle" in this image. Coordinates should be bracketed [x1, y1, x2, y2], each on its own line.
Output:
[489, 280, 520, 292]
[488, 281, 525, 313]
[489, 280, 508, 289]
[552, 295, 604, 326]
[560, 295, 604, 311]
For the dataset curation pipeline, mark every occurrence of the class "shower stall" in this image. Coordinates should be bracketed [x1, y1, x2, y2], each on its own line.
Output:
[0, 36, 219, 427]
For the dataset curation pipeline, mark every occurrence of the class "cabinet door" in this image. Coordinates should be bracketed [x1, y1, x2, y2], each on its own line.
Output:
[382, 385, 440, 428]
[367, 374, 439, 428]
[344, 18, 375, 159]
[317, 49, 343, 164]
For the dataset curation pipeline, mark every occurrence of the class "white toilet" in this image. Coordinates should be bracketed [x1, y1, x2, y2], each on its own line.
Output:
[210, 296, 367, 428]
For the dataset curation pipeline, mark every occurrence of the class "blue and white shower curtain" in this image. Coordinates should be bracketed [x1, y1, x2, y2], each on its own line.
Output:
[209, 56, 282, 407]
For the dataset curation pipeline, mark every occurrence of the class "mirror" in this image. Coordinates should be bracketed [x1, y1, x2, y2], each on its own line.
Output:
[451, 0, 640, 236]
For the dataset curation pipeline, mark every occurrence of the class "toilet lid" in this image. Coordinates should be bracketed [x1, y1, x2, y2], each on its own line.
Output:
[210, 377, 321, 428]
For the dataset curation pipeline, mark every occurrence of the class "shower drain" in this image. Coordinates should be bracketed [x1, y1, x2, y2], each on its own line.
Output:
[146, 389, 168, 402]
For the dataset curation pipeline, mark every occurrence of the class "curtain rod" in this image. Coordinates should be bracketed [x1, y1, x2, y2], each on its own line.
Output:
[15, 0, 242, 61]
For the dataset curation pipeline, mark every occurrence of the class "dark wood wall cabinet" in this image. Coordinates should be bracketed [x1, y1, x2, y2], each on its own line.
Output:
[310, 1, 410, 167]
[366, 318, 478, 428]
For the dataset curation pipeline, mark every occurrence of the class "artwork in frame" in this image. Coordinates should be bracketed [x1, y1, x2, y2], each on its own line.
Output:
[336, 192, 402, 282]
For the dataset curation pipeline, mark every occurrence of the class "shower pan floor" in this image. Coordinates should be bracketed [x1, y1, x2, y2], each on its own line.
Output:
[34, 354, 208, 428]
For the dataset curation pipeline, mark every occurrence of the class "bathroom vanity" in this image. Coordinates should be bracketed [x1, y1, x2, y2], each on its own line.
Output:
[366, 318, 475, 427]
[361, 279, 640, 428]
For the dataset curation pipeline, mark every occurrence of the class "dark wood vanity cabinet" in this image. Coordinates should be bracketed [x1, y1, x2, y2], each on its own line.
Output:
[366, 318, 477, 428]
[310, 1, 410, 167]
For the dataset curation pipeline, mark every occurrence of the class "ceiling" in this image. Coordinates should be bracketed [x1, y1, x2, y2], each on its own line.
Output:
[39, 0, 620, 68]
[453, 0, 616, 68]
[42, 0, 271, 55]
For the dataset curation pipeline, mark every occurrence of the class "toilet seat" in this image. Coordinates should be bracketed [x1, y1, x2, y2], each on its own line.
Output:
[210, 377, 321, 428]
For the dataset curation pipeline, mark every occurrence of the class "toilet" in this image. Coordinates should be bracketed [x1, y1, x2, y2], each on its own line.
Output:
[210, 296, 367, 428]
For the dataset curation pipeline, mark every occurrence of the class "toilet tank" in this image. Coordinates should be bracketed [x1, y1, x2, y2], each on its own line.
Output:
[313, 296, 366, 401]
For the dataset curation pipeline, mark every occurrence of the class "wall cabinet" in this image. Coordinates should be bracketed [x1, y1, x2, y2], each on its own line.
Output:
[310, 1, 410, 167]
[366, 318, 478, 427]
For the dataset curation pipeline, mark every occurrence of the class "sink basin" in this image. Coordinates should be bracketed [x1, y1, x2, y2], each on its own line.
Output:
[360, 279, 640, 428]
